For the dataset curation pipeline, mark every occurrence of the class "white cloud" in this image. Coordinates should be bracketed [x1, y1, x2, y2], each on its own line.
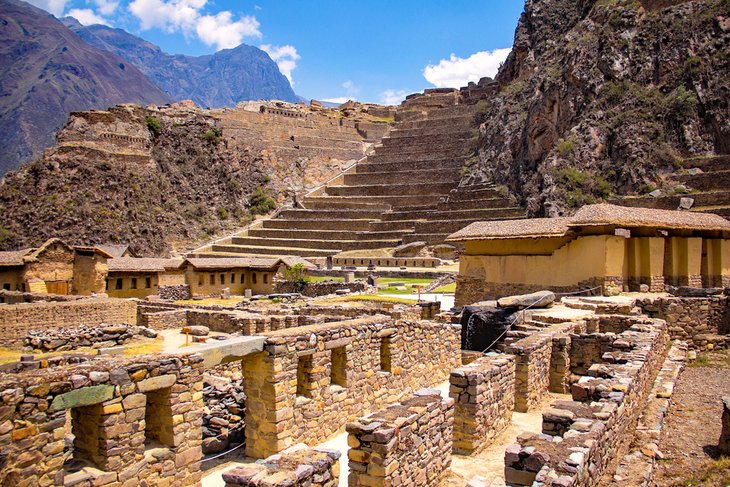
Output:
[67, 7, 109, 25]
[26, 0, 69, 16]
[92, 0, 119, 16]
[342, 80, 358, 98]
[260, 44, 300, 85]
[322, 97, 351, 104]
[196, 12, 260, 50]
[380, 89, 407, 106]
[423, 48, 511, 88]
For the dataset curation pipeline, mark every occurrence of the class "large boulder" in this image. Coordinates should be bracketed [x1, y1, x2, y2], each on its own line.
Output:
[460, 304, 517, 352]
[667, 286, 724, 297]
[183, 325, 210, 337]
[392, 241, 426, 257]
[432, 244, 457, 260]
[497, 290, 555, 309]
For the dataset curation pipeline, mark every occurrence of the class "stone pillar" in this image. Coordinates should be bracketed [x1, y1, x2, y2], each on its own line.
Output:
[628, 237, 665, 291]
[720, 396, 730, 456]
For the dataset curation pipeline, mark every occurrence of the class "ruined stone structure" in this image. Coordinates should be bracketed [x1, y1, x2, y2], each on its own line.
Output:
[450, 204, 730, 305]
[198, 87, 525, 260]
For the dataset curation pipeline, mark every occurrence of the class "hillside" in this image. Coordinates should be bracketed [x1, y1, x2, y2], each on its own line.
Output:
[62, 18, 298, 108]
[467, 0, 729, 216]
[0, 0, 171, 174]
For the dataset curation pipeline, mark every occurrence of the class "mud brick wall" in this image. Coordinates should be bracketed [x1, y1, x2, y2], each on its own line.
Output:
[242, 316, 461, 458]
[450, 353, 515, 454]
[223, 444, 340, 487]
[0, 353, 204, 487]
[346, 391, 454, 487]
[505, 318, 670, 487]
[636, 295, 730, 348]
[0, 298, 138, 348]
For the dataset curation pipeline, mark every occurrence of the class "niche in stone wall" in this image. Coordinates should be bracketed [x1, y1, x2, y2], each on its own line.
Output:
[296, 354, 314, 399]
[380, 337, 392, 373]
[70, 403, 104, 469]
[145, 388, 174, 448]
[330, 347, 347, 388]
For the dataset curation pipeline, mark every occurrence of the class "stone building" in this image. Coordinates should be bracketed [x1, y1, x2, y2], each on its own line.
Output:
[0, 238, 111, 295]
[448, 204, 730, 305]
[106, 257, 186, 298]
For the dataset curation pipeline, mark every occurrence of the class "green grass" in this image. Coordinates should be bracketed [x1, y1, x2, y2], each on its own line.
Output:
[376, 278, 433, 295]
[672, 458, 730, 487]
[308, 276, 345, 283]
[433, 283, 456, 293]
[324, 295, 419, 305]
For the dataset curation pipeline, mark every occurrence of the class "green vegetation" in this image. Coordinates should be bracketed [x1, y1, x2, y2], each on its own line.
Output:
[203, 127, 222, 144]
[556, 138, 575, 156]
[145, 116, 161, 137]
[327, 295, 419, 305]
[0, 224, 14, 246]
[216, 207, 229, 220]
[433, 282, 456, 293]
[554, 167, 613, 208]
[671, 457, 730, 487]
[377, 277, 433, 295]
[665, 86, 698, 124]
[283, 263, 309, 292]
[307, 276, 345, 283]
[248, 186, 277, 215]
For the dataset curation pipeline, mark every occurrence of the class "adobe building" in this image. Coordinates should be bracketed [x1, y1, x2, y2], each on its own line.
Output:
[448, 204, 730, 306]
[0, 238, 111, 295]
[106, 257, 186, 298]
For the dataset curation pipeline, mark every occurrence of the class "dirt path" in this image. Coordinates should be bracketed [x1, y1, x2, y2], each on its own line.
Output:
[651, 349, 730, 487]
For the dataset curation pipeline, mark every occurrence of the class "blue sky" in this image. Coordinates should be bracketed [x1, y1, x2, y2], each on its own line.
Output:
[29, 0, 525, 104]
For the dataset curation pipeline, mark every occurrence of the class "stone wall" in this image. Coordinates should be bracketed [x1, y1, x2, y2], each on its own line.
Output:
[223, 444, 340, 487]
[346, 390, 454, 487]
[0, 289, 82, 304]
[637, 295, 730, 348]
[504, 318, 670, 486]
[0, 298, 138, 348]
[274, 279, 368, 297]
[158, 284, 191, 301]
[0, 353, 204, 487]
[450, 353, 515, 454]
[24, 323, 139, 351]
[241, 316, 461, 458]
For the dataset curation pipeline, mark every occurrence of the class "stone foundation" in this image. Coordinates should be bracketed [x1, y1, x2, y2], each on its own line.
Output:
[241, 316, 461, 458]
[450, 353, 515, 454]
[158, 284, 191, 301]
[346, 390, 454, 486]
[222, 444, 340, 487]
[24, 323, 139, 351]
[0, 353, 204, 487]
[0, 298, 138, 348]
[274, 280, 368, 296]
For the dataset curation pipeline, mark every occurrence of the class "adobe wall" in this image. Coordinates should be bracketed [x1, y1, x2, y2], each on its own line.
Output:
[450, 353, 515, 454]
[0, 353, 204, 487]
[241, 316, 461, 458]
[346, 390, 454, 487]
[0, 298, 138, 348]
[186, 268, 276, 296]
[636, 295, 730, 348]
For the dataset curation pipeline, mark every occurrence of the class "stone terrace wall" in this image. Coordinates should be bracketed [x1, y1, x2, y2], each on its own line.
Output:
[0, 298, 138, 348]
[0, 289, 83, 304]
[242, 316, 461, 458]
[636, 295, 730, 349]
[0, 353, 204, 487]
[222, 444, 340, 487]
[274, 280, 368, 297]
[505, 318, 670, 486]
[450, 353, 515, 454]
[346, 390, 454, 487]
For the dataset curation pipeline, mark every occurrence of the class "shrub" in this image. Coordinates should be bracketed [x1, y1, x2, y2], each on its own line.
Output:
[665, 86, 698, 122]
[283, 263, 309, 293]
[145, 116, 161, 137]
[248, 186, 277, 215]
[556, 138, 575, 156]
[217, 207, 229, 220]
[203, 127, 222, 144]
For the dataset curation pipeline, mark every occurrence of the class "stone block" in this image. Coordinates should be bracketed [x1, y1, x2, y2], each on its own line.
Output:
[50, 385, 115, 411]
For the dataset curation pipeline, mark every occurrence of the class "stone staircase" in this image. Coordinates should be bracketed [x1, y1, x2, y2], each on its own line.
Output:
[613, 155, 730, 217]
[196, 93, 526, 259]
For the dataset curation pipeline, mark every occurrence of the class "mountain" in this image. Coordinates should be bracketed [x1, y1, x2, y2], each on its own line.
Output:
[0, 0, 171, 174]
[466, 0, 729, 216]
[62, 18, 299, 108]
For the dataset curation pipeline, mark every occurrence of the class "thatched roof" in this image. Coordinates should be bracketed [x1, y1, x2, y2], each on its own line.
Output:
[447, 218, 571, 242]
[570, 204, 730, 231]
[0, 249, 32, 266]
[97, 244, 135, 258]
[447, 203, 730, 242]
[108, 258, 184, 273]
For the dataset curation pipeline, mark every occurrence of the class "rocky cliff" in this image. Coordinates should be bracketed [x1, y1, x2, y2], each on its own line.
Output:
[468, 0, 729, 216]
[0, 0, 171, 174]
[63, 18, 298, 108]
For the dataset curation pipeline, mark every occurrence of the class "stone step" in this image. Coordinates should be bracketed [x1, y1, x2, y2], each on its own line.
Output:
[343, 168, 460, 186]
[381, 135, 470, 149]
[354, 158, 464, 174]
[613, 191, 730, 211]
[395, 115, 475, 131]
[679, 154, 730, 172]
[300, 197, 392, 211]
[229, 236, 401, 251]
[325, 181, 457, 197]
[262, 218, 380, 231]
[246, 228, 411, 241]
[413, 215, 527, 234]
[279, 208, 383, 220]
[370, 145, 471, 161]
[368, 220, 421, 232]
[303, 195, 438, 209]
[673, 170, 730, 192]
[387, 124, 473, 139]
[692, 206, 730, 218]
[381, 207, 525, 222]
[211, 243, 336, 258]
[447, 187, 505, 201]
[401, 233, 451, 245]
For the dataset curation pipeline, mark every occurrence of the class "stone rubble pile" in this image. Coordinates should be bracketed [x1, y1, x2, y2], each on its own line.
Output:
[202, 374, 246, 454]
[23, 323, 157, 351]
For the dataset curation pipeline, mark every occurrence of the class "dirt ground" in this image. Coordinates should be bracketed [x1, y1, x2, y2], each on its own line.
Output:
[651, 349, 730, 487]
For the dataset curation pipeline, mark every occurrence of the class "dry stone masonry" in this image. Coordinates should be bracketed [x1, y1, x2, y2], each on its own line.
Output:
[346, 390, 454, 487]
